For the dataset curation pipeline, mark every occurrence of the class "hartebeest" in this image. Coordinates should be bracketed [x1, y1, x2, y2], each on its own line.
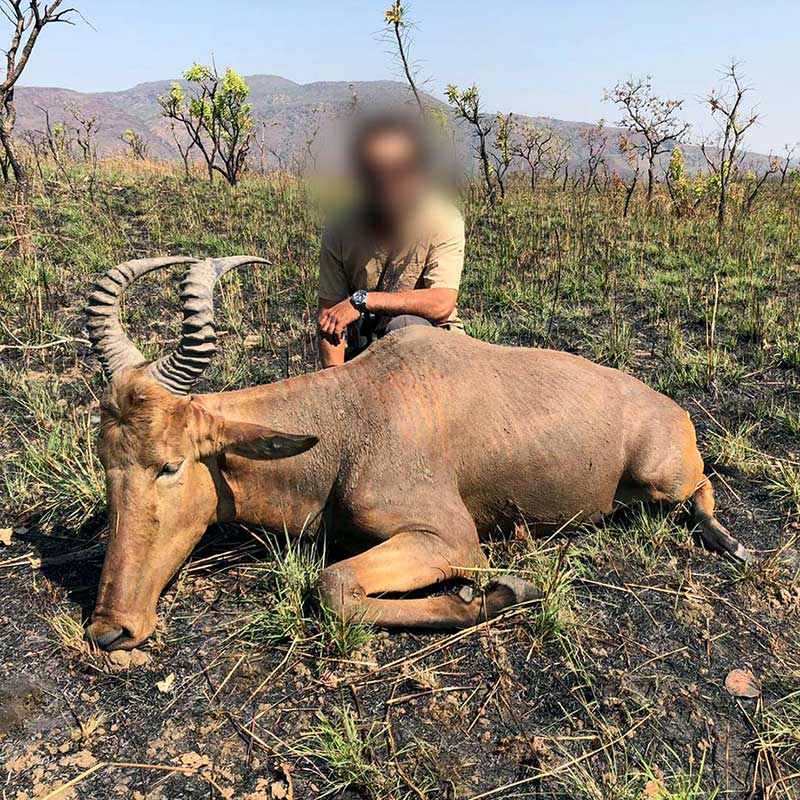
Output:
[85, 256, 749, 651]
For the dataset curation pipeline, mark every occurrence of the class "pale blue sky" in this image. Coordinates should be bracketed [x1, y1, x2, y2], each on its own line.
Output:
[12, 0, 800, 152]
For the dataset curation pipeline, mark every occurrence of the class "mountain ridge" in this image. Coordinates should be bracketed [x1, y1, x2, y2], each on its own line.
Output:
[13, 75, 774, 177]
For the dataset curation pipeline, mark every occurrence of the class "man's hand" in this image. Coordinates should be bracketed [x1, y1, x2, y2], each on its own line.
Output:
[318, 298, 361, 343]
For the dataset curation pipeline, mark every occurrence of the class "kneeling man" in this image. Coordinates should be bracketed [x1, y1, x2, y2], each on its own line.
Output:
[317, 112, 465, 368]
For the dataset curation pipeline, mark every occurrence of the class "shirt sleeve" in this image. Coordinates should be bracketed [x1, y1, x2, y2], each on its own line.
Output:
[318, 225, 350, 304]
[421, 207, 465, 291]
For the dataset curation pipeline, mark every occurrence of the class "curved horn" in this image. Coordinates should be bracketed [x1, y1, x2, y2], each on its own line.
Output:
[86, 256, 198, 381]
[149, 256, 270, 395]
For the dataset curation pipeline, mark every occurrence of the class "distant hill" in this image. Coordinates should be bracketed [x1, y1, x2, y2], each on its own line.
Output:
[13, 75, 775, 178]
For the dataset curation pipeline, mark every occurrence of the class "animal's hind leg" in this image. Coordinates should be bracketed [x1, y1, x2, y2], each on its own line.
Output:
[692, 478, 751, 563]
[317, 521, 541, 629]
[624, 412, 750, 563]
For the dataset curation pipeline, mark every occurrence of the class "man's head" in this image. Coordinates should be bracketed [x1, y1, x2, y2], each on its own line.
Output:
[352, 110, 430, 225]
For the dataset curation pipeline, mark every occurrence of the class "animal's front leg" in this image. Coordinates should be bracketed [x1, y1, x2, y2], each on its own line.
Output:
[317, 510, 541, 629]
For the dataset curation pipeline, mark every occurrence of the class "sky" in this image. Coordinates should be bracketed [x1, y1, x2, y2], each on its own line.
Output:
[11, 0, 800, 153]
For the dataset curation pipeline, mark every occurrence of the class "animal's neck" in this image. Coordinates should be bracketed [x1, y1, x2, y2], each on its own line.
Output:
[198, 368, 350, 535]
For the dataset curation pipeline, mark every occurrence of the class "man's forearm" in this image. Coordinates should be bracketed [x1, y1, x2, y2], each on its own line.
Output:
[319, 335, 346, 368]
[365, 288, 457, 324]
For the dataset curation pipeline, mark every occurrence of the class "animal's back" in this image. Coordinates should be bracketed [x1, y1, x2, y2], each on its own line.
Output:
[347, 326, 692, 531]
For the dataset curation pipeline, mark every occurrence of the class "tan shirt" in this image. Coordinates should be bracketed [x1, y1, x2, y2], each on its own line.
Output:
[318, 194, 465, 329]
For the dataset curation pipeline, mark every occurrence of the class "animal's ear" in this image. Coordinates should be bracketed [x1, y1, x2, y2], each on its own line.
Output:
[220, 419, 318, 461]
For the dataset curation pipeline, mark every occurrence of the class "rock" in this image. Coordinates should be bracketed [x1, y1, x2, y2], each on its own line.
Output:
[129, 649, 152, 667]
[270, 780, 288, 799]
[724, 668, 760, 698]
[58, 750, 97, 769]
[106, 651, 131, 670]
[106, 648, 152, 671]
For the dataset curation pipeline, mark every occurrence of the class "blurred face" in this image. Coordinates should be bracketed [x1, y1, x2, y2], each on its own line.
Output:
[358, 128, 426, 224]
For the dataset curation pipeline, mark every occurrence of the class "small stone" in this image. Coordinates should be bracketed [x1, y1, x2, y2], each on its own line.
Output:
[724, 668, 760, 699]
[107, 650, 131, 669]
[129, 649, 152, 667]
[643, 779, 664, 797]
[270, 781, 288, 799]
[458, 585, 474, 603]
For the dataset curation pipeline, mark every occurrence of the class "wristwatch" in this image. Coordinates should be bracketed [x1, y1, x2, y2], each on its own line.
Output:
[350, 289, 368, 313]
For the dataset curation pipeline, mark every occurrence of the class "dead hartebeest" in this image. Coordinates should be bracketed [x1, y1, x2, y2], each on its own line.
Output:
[84, 256, 749, 651]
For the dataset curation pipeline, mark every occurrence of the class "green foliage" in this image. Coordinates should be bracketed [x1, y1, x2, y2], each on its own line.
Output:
[384, 1, 404, 26]
[494, 112, 513, 163]
[767, 462, 800, 517]
[121, 128, 148, 159]
[668, 146, 685, 183]
[239, 529, 324, 645]
[445, 83, 480, 121]
[315, 603, 374, 657]
[0, 367, 104, 530]
[757, 686, 800, 769]
[158, 63, 254, 185]
[293, 706, 391, 798]
[446, 83, 498, 204]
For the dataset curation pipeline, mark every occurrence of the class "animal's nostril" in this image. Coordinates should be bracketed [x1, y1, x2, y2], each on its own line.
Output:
[91, 626, 124, 649]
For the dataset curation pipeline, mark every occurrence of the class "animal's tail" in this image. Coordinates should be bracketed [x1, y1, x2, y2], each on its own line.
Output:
[692, 478, 751, 563]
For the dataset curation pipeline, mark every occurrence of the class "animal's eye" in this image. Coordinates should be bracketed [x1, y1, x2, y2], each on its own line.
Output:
[157, 461, 183, 479]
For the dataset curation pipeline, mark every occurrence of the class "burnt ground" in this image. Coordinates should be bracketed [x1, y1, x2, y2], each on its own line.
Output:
[0, 174, 799, 799]
[1, 338, 799, 800]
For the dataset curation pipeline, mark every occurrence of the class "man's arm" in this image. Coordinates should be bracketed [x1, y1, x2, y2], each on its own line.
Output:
[317, 222, 351, 369]
[364, 288, 457, 322]
[318, 299, 347, 368]
[317, 287, 457, 352]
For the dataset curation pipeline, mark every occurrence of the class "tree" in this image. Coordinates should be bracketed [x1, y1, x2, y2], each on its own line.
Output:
[511, 122, 554, 192]
[159, 63, 254, 186]
[446, 83, 496, 206]
[252, 119, 281, 174]
[616, 134, 643, 217]
[0, 0, 78, 184]
[66, 103, 97, 162]
[122, 128, 148, 160]
[490, 112, 514, 200]
[384, 2, 424, 113]
[664, 145, 696, 216]
[700, 63, 759, 232]
[777, 143, 798, 186]
[604, 76, 689, 203]
[168, 117, 193, 178]
[548, 135, 572, 190]
[577, 122, 608, 193]
[744, 156, 779, 213]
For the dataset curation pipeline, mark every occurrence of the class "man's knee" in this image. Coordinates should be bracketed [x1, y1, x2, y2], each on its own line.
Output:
[385, 314, 433, 332]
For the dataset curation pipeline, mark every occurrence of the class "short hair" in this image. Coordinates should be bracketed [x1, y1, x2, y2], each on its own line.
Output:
[351, 109, 430, 172]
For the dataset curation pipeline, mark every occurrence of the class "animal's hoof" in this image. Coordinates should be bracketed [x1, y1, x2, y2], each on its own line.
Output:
[732, 543, 752, 565]
[493, 575, 543, 605]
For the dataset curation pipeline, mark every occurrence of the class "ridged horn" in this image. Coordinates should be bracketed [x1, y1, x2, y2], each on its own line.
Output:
[86, 256, 198, 382]
[149, 256, 270, 394]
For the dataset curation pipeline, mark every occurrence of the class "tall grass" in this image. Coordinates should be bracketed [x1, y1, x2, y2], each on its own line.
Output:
[1, 159, 798, 534]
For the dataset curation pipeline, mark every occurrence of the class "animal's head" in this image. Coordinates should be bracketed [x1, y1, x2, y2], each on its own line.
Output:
[84, 257, 316, 651]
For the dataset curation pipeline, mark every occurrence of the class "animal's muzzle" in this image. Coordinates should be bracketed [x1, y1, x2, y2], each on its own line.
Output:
[86, 617, 139, 651]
